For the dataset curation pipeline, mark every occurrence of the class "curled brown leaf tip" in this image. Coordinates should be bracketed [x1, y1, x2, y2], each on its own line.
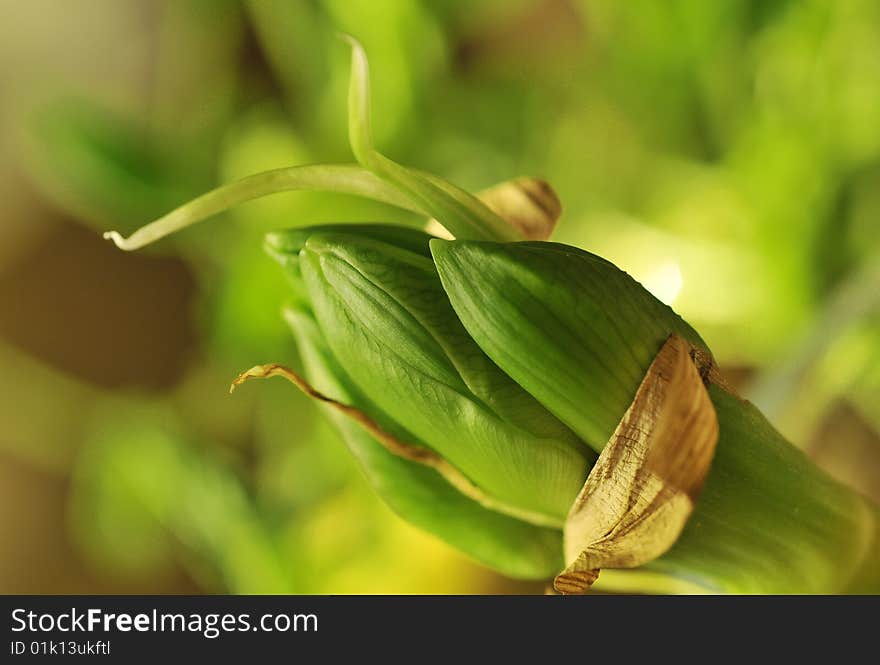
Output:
[553, 563, 600, 594]
[230, 363, 436, 464]
[554, 334, 719, 594]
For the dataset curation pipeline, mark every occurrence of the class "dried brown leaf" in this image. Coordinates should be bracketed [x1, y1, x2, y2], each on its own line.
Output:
[426, 177, 561, 240]
[554, 334, 719, 594]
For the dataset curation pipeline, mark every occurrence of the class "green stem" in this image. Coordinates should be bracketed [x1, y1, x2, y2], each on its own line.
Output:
[343, 34, 520, 243]
[103, 164, 427, 251]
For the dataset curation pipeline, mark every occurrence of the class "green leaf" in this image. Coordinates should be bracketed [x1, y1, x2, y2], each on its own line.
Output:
[103, 38, 526, 252]
[284, 304, 564, 579]
[431, 239, 708, 451]
[343, 35, 521, 243]
[297, 232, 590, 523]
[104, 164, 426, 250]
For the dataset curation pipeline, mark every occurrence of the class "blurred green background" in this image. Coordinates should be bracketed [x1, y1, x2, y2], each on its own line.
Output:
[1, 0, 878, 593]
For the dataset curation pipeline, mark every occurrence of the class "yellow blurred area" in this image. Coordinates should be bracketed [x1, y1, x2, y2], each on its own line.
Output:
[0, 0, 878, 593]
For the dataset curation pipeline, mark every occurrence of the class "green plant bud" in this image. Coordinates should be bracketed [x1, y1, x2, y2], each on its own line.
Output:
[269, 226, 593, 526]
[103, 36, 880, 594]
